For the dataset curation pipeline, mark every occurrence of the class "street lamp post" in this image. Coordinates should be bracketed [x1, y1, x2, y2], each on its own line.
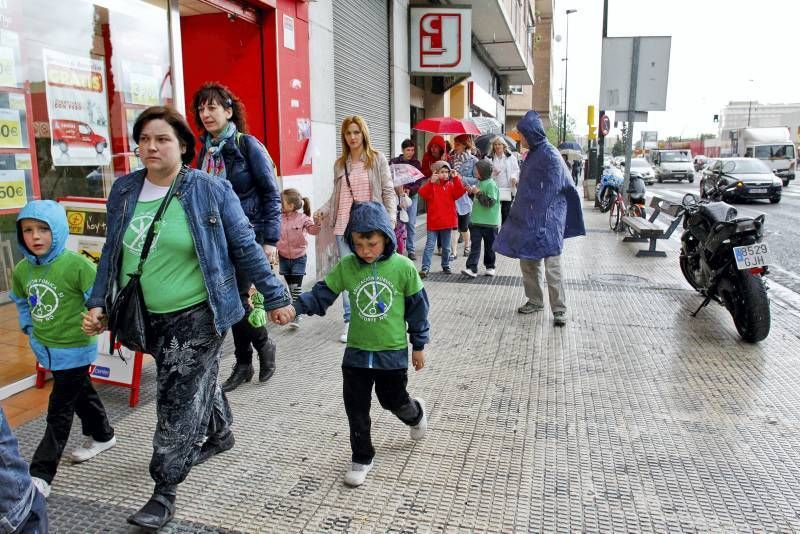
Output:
[561, 8, 577, 144]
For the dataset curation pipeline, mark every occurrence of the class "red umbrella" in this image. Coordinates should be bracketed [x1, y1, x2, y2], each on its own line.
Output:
[413, 117, 481, 135]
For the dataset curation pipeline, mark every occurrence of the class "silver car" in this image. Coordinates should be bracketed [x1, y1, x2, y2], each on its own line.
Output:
[625, 158, 656, 185]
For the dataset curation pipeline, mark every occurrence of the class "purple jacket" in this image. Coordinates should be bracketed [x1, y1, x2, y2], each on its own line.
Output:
[494, 111, 585, 260]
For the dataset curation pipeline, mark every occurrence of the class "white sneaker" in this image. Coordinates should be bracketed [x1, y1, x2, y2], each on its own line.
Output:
[484, 268, 496, 277]
[343, 461, 373, 487]
[31, 476, 51, 498]
[410, 398, 428, 440]
[339, 323, 349, 344]
[70, 435, 117, 463]
[461, 268, 477, 278]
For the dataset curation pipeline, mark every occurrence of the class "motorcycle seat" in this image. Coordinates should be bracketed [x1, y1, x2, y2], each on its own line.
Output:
[700, 202, 738, 223]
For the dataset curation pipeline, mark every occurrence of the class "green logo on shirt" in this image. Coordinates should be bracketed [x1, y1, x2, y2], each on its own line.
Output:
[123, 214, 161, 254]
[28, 279, 62, 321]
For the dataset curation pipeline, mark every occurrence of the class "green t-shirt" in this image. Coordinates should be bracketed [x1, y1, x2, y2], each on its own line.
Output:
[470, 178, 501, 226]
[325, 253, 423, 351]
[120, 197, 208, 313]
[12, 250, 97, 348]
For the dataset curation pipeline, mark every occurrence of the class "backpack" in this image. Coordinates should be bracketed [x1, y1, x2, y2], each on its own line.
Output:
[234, 131, 276, 173]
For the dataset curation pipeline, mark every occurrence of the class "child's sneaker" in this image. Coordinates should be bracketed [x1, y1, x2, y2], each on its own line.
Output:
[31, 476, 51, 498]
[410, 398, 428, 440]
[343, 461, 373, 487]
[419, 269, 429, 279]
[288, 316, 301, 330]
[70, 435, 117, 463]
[484, 268, 496, 277]
[442, 266, 452, 274]
[448, 253, 457, 261]
[461, 268, 477, 278]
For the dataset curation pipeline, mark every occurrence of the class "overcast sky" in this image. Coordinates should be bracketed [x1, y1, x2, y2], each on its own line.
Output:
[551, 0, 800, 139]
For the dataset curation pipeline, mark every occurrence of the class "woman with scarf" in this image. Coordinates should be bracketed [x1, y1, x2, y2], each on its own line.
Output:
[192, 83, 282, 392]
[485, 136, 520, 224]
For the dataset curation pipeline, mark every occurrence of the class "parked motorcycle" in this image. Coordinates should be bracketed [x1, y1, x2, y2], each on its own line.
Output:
[679, 193, 771, 342]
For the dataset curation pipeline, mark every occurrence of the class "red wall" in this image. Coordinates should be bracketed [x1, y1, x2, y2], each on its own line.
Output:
[180, 13, 267, 154]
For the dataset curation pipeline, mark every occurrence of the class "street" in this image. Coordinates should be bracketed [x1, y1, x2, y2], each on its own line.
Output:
[639, 179, 800, 294]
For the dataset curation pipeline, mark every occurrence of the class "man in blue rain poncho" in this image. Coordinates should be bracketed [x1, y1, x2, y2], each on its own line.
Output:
[494, 110, 585, 326]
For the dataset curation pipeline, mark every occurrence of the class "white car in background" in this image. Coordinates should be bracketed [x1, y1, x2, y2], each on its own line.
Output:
[623, 158, 657, 185]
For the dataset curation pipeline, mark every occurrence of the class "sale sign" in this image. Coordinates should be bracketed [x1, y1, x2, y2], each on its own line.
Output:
[43, 49, 111, 167]
[0, 169, 27, 210]
[0, 107, 22, 148]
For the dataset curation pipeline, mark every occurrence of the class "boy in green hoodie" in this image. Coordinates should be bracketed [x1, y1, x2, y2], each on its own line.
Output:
[10, 200, 116, 499]
[272, 201, 430, 488]
[462, 159, 501, 278]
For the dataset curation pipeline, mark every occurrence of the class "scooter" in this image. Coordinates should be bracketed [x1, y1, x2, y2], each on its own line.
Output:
[679, 193, 771, 342]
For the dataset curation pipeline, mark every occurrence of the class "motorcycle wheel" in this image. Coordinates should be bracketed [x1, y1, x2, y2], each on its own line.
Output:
[609, 200, 623, 232]
[679, 253, 701, 290]
[717, 271, 771, 342]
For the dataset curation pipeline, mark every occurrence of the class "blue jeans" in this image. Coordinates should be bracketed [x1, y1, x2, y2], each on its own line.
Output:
[422, 229, 452, 271]
[405, 194, 419, 253]
[336, 235, 352, 322]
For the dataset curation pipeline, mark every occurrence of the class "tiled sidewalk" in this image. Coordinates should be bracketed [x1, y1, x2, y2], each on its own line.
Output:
[10, 202, 800, 532]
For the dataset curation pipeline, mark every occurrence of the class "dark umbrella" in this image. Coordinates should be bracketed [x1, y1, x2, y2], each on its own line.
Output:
[557, 141, 583, 152]
[475, 133, 517, 157]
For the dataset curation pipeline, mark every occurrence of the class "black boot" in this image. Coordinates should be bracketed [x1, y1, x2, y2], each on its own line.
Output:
[257, 338, 276, 382]
[221, 364, 254, 392]
[127, 493, 175, 531]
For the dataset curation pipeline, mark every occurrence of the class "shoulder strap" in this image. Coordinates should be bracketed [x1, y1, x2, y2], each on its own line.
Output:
[135, 166, 187, 274]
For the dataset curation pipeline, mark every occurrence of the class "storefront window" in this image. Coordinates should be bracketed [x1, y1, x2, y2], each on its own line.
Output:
[0, 0, 172, 304]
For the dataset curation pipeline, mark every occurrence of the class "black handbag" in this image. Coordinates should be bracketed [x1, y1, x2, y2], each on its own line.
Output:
[108, 168, 185, 353]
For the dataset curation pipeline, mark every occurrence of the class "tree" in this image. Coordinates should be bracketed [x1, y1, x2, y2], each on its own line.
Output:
[545, 105, 577, 146]
[612, 138, 624, 157]
[699, 133, 715, 141]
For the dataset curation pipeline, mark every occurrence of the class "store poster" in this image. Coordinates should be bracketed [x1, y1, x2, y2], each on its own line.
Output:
[43, 49, 111, 167]
[60, 199, 136, 385]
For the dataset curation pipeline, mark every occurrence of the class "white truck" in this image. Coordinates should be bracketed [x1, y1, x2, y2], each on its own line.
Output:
[730, 127, 796, 186]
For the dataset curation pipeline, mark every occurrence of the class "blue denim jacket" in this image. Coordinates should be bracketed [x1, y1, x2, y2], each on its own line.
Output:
[86, 168, 290, 334]
[0, 407, 36, 533]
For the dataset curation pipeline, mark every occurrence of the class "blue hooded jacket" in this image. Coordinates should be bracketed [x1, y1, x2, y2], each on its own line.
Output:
[494, 111, 586, 260]
[294, 202, 430, 369]
[10, 200, 97, 371]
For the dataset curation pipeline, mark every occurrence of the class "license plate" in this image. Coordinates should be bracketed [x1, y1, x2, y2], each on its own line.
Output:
[733, 243, 771, 269]
[750, 188, 767, 193]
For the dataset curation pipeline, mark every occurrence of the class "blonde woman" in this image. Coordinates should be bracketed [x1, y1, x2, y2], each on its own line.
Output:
[314, 116, 396, 342]
[485, 136, 520, 223]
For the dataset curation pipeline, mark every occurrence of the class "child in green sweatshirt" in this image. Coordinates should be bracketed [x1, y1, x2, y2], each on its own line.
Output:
[462, 159, 501, 278]
[10, 200, 116, 498]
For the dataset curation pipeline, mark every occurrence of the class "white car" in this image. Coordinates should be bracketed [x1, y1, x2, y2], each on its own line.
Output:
[625, 158, 656, 185]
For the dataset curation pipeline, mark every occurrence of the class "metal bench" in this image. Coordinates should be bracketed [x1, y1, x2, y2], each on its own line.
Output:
[621, 195, 685, 257]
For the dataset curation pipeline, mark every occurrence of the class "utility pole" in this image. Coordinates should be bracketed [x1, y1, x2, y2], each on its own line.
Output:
[594, 0, 609, 181]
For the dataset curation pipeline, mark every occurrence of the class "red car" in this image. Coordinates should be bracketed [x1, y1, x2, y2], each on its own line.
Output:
[52, 119, 107, 154]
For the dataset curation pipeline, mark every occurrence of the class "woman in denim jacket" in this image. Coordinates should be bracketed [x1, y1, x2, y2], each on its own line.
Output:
[82, 106, 291, 531]
[193, 83, 282, 392]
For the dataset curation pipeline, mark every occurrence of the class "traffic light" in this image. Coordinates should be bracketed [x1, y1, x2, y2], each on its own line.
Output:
[588, 125, 597, 141]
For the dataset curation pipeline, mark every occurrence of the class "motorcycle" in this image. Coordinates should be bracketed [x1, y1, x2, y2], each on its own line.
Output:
[679, 193, 771, 342]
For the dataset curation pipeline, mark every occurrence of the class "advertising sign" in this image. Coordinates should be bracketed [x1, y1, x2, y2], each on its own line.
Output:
[410, 7, 472, 75]
[43, 49, 111, 167]
[599, 36, 671, 112]
[58, 199, 142, 406]
[0, 169, 26, 210]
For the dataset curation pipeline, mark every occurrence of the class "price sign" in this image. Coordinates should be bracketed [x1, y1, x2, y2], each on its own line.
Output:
[0, 108, 22, 147]
[0, 46, 17, 87]
[0, 170, 27, 210]
[128, 72, 158, 106]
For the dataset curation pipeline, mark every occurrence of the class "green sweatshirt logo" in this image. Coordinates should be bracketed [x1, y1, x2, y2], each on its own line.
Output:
[353, 275, 396, 321]
[29, 278, 63, 321]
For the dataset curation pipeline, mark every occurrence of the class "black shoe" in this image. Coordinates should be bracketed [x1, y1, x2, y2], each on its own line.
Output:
[257, 339, 276, 382]
[127, 494, 175, 532]
[194, 432, 235, 465]
[221, 364, 254, 392]
[407, 252, 416, 261]
[442, 266, 452, 274]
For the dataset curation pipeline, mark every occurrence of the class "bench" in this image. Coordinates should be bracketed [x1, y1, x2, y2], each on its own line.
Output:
[621, 195, 685, 257]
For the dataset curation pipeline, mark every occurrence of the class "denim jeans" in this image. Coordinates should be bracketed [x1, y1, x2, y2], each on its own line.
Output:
[405, 193, 419, 254]
[335, 235, 352, 322]
[422, 229, 452, 271]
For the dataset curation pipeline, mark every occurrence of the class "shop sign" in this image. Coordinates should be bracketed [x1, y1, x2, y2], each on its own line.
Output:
[0, 107, 22, 147]
[42, 49, 111, 167]
[409, 7, 471, 76]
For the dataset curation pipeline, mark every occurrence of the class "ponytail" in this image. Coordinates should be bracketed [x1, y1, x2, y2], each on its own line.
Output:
[302, 197, 311, 217]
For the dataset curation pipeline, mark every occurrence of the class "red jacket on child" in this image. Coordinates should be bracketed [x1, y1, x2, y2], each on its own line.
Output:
[418, 175, 467, 231]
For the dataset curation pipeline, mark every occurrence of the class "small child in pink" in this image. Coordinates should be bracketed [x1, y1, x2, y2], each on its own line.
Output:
[277, 188, 320, 329]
